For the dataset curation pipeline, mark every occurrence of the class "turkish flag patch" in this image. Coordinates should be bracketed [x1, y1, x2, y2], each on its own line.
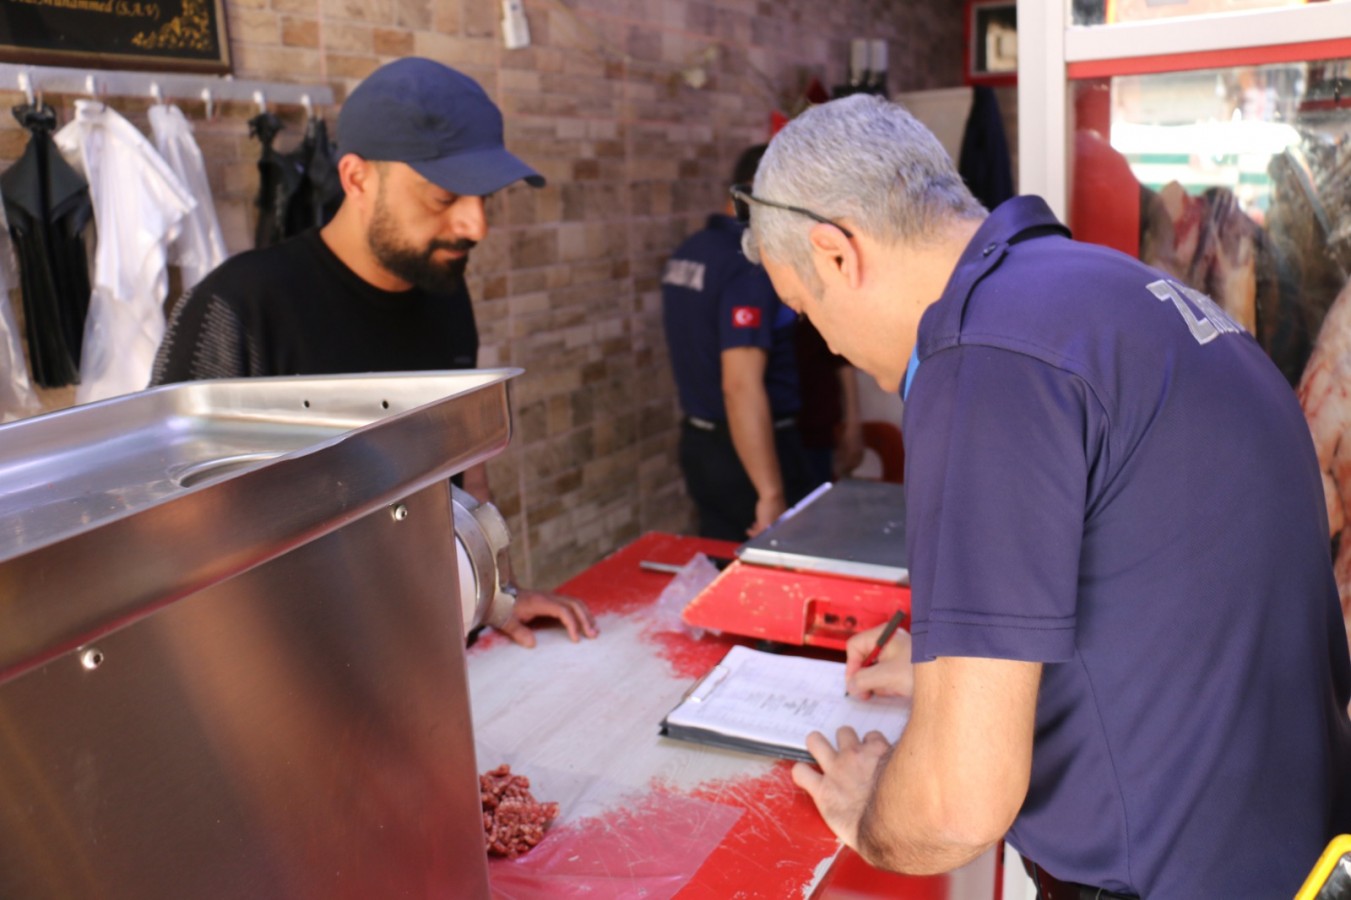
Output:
[731, 306, 761, 328]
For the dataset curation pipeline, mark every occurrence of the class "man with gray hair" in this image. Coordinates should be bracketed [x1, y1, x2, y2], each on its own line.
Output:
[739, 94, 1351, 898]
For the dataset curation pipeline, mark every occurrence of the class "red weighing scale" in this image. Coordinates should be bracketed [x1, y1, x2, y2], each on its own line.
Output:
[682, 480, 911, 650]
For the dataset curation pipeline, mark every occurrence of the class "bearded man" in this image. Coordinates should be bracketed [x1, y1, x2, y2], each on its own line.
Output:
[150, 57, 596, 649]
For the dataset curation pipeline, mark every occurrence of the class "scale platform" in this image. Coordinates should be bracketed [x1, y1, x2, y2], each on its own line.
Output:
[682, 480, 911, 651]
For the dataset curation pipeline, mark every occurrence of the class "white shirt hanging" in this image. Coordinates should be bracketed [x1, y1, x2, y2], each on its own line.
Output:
[148, 103, 227, 290]
[55, 99, 194, 404]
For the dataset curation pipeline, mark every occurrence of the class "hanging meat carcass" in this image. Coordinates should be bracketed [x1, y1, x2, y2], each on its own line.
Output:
[1296, 277, 1351, 671]
[1141, 182, 1297, 380]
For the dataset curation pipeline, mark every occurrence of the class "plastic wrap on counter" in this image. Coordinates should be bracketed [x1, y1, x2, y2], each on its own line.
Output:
[650, 552, 721, 640]
[486, 762, 741, 900]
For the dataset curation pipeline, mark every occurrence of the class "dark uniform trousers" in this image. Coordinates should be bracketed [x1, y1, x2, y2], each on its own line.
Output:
[1024, 857, 1139, 900]
[679, 416, 814, 542]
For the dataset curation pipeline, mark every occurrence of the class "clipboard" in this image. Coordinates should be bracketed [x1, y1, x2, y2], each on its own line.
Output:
[658, 645, 910, 762]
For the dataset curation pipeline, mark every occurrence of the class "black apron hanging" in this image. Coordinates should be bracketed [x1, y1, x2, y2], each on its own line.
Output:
[0, 103, 93, 388]
[249, 111, 304, 249]
[250, 112, 343, 248]
[288, 116, 342, 236]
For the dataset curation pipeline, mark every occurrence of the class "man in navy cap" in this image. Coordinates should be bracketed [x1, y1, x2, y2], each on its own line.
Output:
[151, 57, 596, 648]
[741, 94, 1351, 897]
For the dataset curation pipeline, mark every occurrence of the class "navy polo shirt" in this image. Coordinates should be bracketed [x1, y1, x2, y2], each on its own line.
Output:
[661, 214, 799, 421]
[903, 197, 1351, 897]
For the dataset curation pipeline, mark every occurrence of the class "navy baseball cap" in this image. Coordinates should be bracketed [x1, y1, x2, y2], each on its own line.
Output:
[338, 57, 545, 196]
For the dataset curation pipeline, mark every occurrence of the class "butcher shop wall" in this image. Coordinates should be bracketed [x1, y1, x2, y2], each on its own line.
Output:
[0, 0, 968, 592]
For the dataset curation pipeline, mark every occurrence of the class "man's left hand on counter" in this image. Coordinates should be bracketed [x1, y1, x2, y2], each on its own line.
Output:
[496, 587, 599, 648]
[792, 727, 893, 854]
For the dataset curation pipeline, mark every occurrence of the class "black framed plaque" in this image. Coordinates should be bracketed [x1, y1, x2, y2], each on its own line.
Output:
[964, 0, 1017, 87]
[0, 0, 230, 73]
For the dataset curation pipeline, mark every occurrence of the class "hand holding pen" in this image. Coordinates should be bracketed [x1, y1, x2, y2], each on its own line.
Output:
[844, 609, 911, 700]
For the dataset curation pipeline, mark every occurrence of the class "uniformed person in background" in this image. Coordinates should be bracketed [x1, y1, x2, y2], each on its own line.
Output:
[661, 145, 813, 541]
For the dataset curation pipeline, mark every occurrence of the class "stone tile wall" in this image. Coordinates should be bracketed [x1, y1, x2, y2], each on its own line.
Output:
[3, 0, 966, 589]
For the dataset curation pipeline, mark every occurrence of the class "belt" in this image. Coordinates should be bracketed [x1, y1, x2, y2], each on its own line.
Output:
[684, 415, 797, 432]
[1023, 858, 1137, 900]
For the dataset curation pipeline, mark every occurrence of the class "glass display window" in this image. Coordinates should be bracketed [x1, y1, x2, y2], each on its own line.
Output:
[1022, 0, 1351, 717]
[1070, 58, 1351, 386]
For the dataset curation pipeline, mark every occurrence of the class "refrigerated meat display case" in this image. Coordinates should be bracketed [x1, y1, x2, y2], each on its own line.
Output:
[0, 370, 519, 899]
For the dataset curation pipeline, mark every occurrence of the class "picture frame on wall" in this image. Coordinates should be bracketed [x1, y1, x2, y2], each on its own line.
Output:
[0, 0, 231, 73]
[965, 0, 1017, 87]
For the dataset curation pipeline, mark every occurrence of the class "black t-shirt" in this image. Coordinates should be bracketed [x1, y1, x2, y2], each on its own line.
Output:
[150, 229, 478, 385]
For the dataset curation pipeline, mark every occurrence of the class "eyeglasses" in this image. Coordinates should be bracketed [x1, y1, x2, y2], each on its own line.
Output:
[730, 183, 854, 239]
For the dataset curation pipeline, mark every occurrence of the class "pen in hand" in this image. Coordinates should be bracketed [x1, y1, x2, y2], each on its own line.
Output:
[848, 608, 909, 697]
[860, 609, 908, 668]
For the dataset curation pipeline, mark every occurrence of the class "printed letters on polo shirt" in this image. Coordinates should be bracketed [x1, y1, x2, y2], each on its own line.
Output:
[663, 258, 705, 291]
[731, 306, 761, 328]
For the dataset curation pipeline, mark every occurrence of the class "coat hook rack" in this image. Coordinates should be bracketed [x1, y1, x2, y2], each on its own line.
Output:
[0, 62, 333, 113]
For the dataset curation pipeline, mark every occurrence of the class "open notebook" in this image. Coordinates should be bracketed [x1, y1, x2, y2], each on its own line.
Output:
[659, 645, 911, 762]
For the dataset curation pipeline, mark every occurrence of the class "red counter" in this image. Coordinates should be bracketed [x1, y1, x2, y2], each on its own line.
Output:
[467, 532, 990, 899]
